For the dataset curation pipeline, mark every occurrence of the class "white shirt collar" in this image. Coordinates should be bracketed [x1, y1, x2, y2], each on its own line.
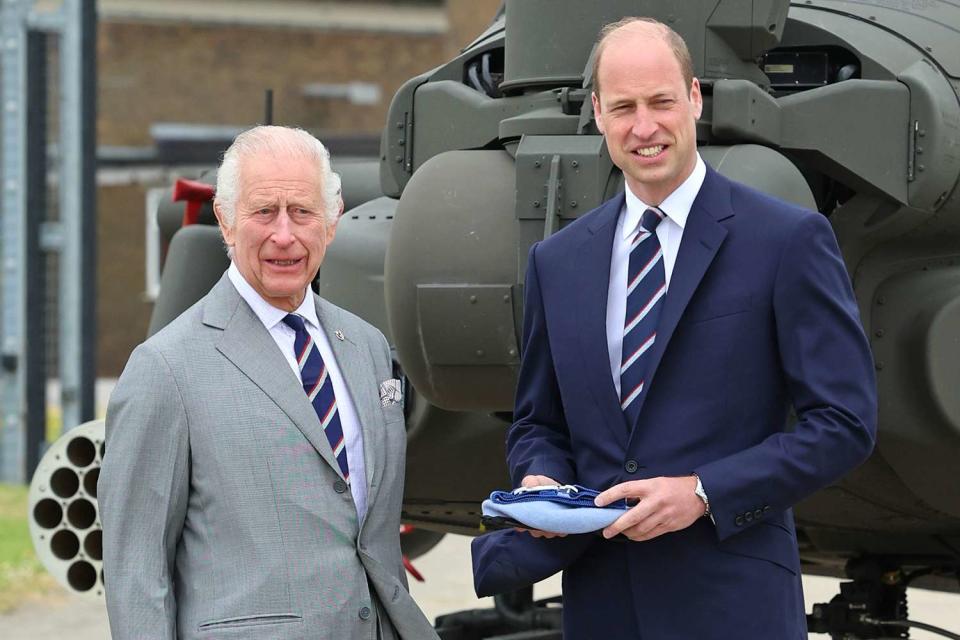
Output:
[621, 153, 707, 239]
[227, 262, 321, 331]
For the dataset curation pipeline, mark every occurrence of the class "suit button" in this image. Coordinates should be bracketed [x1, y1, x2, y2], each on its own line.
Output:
[735, 515, 744, 526]
[334, 480, 348, 494]
[744, 511, 754, 522]
[754, 509, 763, 520]
[624, 460, 639, 473]
[359, 606, 371, 620]
[763, 505, 771, 513]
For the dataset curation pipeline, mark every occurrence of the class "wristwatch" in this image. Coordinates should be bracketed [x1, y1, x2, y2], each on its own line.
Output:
[693, 474, 710, 518]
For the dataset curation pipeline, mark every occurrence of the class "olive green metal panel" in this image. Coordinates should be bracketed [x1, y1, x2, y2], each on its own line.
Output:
[380, 71, 431, 198]
[316, 197, 398, 340]
[700, 144, 817, 211]
[502, 0, 788, 91]
[712, 78, 910, 203]
[899, 59, 960, 212]
[514, 135, 613, 222]
[411, 82, 542, 165]
[872, 266, 960, 517]
[501, 0, 625, 91]
[386, 150, 519, 411]
[147, 225, 229, 337]
[812, 0, 960, 79]
[417, 284, 518, 366]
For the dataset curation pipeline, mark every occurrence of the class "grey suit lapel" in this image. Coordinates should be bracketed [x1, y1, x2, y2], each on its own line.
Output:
[315, 298, 381, 506]
[203, 274, 345, 478]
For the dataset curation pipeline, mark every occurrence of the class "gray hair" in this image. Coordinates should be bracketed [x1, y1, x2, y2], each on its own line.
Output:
[214, 125, 342, 227]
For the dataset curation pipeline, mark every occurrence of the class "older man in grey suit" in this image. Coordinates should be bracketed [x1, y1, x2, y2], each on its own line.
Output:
[99, 126, 437, 640]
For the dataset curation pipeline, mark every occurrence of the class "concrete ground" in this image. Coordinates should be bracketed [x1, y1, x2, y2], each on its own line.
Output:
[2, 534, 958, 639]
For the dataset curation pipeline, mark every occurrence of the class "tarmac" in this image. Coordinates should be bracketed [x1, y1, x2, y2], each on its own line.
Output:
[2, 533, 958, 639]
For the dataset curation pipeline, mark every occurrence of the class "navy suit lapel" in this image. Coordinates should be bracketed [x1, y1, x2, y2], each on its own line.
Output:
[573, 194, 631, 447]
[628, 168, 733, 423]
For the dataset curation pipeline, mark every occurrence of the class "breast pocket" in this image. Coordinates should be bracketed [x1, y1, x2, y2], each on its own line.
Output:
[682, 292, 753, 324]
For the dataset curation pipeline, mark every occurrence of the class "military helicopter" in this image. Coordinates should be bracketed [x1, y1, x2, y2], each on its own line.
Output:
[28, 0, 960, 638]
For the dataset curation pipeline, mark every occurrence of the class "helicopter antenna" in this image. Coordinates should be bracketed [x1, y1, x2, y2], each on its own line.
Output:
[264, 88, 274, 125]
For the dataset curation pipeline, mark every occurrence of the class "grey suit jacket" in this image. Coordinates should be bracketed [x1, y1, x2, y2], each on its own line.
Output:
[100, 273, 437, 640]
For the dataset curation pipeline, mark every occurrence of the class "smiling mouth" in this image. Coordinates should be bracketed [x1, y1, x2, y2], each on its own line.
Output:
[633, 144, 666, 158]
[267, 258, 302, 267]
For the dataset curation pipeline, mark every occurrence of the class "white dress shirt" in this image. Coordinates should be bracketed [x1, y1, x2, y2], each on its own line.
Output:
[606, 154, 706, 396]
[228, 263, 368, 519]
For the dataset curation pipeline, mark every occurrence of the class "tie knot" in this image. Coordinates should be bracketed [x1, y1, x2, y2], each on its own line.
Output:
[640, 207, 665, 233]
[282, 313, 307, 334]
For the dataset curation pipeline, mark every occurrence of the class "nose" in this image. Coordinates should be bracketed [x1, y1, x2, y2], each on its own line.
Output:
[630, 108, 658, 140]
[270, 209, 295, 246]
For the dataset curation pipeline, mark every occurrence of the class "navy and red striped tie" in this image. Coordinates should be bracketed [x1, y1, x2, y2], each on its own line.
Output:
[282, 314, 350, 481]
[620, 207, 666, 427]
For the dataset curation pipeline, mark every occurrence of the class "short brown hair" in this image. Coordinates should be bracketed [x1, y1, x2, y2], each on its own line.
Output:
[591, 17, 694, 96]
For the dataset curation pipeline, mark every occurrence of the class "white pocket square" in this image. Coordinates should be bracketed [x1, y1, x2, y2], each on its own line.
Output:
[379, 378, 403, 407]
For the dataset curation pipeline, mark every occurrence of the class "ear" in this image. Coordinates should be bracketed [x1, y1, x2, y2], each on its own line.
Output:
[213, 202, 235, 247]
[592, 92, 606, 135]
[690, 78, 703, 120]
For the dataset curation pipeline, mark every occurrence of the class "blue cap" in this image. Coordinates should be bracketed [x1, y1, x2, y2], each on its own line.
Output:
[481, 484, 629, 534]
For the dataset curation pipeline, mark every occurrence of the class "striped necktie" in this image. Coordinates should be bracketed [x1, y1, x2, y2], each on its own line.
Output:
[620, 207, 667, 426]
[282, 314, 350, 481]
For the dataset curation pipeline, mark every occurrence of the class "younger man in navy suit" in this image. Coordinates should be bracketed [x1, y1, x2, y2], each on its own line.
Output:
[477, 17, 877, 639]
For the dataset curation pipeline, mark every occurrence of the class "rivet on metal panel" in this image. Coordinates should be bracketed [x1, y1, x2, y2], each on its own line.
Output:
[469, 295, 477, 304]
[875, 329, 884, 338]
[570, 201, 577, 208]
[476, 350, 485, 358]
[877, 296, 886, 305]
[875, 361, 884, 370]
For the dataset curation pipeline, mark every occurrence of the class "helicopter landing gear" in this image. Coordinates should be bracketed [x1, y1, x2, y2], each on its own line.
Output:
[807, 557, 960, 639]
[434, 586, 562, 640]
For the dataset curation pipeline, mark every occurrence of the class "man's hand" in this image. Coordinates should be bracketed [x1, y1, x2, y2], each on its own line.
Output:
[594, 475, 704, 541]
[515, 475, 567, 539]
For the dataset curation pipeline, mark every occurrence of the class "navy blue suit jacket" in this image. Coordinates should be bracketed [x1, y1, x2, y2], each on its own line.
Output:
[473, 166, 877, 639]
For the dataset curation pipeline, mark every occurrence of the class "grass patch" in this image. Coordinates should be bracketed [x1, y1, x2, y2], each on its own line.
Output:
[0, 483, 57, 612]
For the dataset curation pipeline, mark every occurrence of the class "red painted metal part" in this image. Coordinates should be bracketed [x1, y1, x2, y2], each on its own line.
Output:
[400, 525, 425, 582]
[172, 178, 215, 227]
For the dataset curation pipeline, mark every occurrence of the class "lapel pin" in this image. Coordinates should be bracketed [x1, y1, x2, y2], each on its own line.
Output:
[335, 330, 345, 341]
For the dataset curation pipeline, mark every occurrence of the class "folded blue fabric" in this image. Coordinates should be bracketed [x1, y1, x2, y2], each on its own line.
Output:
[481, 484, 630, 534]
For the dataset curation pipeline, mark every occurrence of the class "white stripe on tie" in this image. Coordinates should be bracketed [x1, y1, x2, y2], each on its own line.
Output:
[627, 249, 663, 296]
[320, 401, 337, 430]
[624, 283, 667, 336]
[621, 333, 656, 374]
[307, 367, 328, 403]
[621, 381, 645, 410]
